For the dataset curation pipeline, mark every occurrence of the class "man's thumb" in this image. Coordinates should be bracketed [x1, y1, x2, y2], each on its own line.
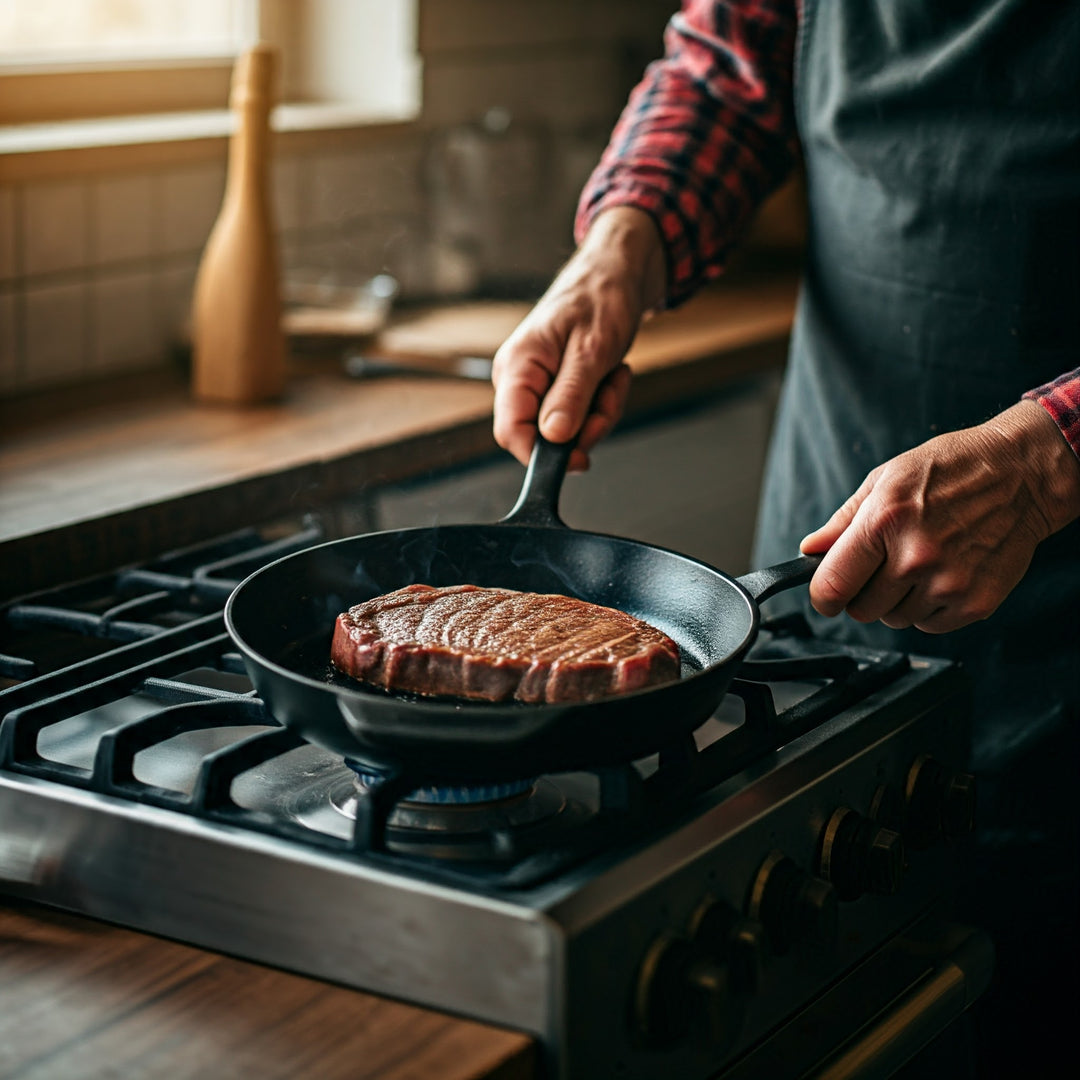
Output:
[800, 485, 870, 554]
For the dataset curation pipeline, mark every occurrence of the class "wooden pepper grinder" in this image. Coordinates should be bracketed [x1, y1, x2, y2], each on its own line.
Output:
[191, 44, 286, 404]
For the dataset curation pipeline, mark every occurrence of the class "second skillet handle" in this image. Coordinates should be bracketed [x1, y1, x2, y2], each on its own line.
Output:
[500, 434, 574, 527]
[737, 553, 823, 605]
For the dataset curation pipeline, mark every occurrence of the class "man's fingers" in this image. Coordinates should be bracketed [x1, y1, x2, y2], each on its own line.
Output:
[802, 471, 883, 616]
[492, 327, 630, 470]
[492, 342, 555, 466]
[567, 448, 591, 473]
[539, 324, 623, 445]
[492, 376, 546, 466]
[880, 591, 943, 631]
[553, 364, 633, 473]
[845, 565, 914, 625]
[808, 515, 887, 617]
[800, 470, 879, 554]
[914, 606, 973, 635]
[494, 343, 631, 472]
[799, 502, 858, 554]
[577, 364, 632, 454]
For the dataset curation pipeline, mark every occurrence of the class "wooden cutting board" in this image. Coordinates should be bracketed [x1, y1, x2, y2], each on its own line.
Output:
[368, 277, 797, 373]
[372, 301, 531, 362]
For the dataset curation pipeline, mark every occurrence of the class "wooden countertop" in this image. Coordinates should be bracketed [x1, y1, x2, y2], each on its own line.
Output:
[0, 900, 534, 1080]
[0, 273, 796, 600]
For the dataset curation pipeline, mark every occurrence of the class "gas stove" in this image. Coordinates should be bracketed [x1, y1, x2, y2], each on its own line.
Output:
[0, 520, 991, 1079]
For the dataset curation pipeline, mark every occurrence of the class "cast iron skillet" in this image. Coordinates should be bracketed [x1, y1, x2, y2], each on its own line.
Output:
[225, 437, 821, 782]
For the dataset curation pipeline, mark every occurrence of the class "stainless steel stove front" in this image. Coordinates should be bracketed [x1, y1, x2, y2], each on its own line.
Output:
[0, 655, 977, 1080]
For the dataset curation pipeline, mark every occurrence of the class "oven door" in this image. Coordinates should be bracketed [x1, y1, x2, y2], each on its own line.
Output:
[722, 920, 993, 1079]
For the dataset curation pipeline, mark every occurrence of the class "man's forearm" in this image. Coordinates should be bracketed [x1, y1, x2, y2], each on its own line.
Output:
[986, 399, 1080, 535]
[1021, 367, 1080, 463]
[575, 0, 799, 307]
[578, 207, 668, 315]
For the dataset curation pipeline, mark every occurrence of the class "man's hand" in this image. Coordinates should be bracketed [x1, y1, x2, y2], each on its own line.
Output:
[492, 207, 666, 473]
[800, 400, 1080, 633]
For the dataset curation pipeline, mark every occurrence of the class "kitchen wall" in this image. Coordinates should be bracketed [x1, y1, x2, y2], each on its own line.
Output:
[0, 0, 682, 397]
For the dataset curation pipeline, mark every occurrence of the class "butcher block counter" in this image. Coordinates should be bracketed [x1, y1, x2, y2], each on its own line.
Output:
[0, 272, 797, 601]
[0, 900, 534, 1080]
[0, 271, 795, 1079]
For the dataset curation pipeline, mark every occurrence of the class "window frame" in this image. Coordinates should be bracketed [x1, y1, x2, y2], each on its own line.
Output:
[0, 0, 420, 136]
[0, 0, 260, 125]
[0, 61, 238, 126]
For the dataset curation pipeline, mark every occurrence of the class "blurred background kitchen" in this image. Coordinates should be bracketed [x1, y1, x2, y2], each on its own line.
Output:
[0, 0, 804, 593]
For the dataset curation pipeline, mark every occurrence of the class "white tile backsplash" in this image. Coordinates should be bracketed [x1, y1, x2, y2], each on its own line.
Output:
[309, 143, 423, 229]
[160, 163, 226, 257]
[292, 215, 421, 289]
[421, 51, 625, 129]
[91, 270, 159, 373]
[310, 152, 368, 228]
[273, 155, 306, 234]
[155, 260, 198, 344]
[93, 174, 156, 265]
[0, 188, 16, 282]
[22, 278, 87, 387]
[23, 181, 88, 277]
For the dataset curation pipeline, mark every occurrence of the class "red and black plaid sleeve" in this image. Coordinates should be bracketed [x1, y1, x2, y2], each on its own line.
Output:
[1023, 368, 1080, 459]
[575, 0, 799, 307]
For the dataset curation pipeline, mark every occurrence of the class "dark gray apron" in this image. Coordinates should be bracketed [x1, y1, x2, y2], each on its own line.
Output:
[752, 2, 1079, 1069]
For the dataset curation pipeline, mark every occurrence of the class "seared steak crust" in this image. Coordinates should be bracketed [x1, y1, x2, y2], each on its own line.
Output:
[330, 584, 680, 703]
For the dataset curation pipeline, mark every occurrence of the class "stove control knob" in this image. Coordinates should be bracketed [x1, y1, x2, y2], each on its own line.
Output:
[688, 896, 768, 994]
[748, 851, 838, 957]
[869, 783, 905, 831]
[633, 934, 694, 1046]
[904, 755, 977, 849]
[686, 955, 743, 1051]
[817, 807, 905, 901]
[941, 770, 977, 839]
[632, 933, 742, 1051]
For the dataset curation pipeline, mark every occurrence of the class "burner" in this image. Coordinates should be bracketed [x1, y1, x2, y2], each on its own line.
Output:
[252, 750, 592, 864]
[344, 760, 536, 805]
[330, 765, 568, 850]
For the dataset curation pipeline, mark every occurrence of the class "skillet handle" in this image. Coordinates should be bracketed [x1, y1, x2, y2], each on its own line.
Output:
[500, 434, 574, 527]
[737, 554, 823, 605]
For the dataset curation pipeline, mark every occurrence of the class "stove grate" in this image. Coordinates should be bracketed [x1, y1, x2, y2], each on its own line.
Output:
[0, 619, 910, 893]
[0, 525, 912, 893]
[0, 520, 324, 681]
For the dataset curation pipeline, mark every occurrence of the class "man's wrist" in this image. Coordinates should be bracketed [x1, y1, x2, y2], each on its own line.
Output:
[985, 400, 1080, 535]
[580, 206, 668, 311]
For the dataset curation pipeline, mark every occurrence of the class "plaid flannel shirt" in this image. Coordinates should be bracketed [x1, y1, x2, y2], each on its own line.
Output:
[575, 0, 1080, 458]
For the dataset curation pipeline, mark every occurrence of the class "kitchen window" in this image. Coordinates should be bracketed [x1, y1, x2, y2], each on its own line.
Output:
[0, 0, 252, 125]
[0, 0, 424, 397]
[0, 0, 422, 161]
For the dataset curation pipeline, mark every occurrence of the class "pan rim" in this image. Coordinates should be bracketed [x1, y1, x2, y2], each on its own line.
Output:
[223, 521, 761, 719]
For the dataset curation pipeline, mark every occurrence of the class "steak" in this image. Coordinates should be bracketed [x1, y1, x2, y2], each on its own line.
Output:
[330, 583, 680, 704]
